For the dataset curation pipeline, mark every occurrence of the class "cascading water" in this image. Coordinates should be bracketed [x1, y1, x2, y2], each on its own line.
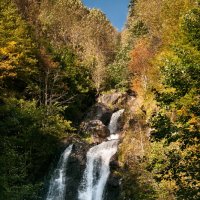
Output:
[78, 109, 124, 200]
[78, 140, 118, 200]
[107, 109, 124, 140]
[46, 144, 73, 200]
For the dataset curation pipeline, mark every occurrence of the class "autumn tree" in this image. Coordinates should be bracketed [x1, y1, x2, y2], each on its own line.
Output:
[0, 0, 38, 96]
[130, 37, 161, 95]
[119, 1, 200, 199]
[149, 3, 200, 199]
[38, 1, 118, 93]
[133, 0, 197, 43]
[106, 0, 149, 91]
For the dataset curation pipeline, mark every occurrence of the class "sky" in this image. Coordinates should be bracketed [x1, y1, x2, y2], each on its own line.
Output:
[82, 0, 130, 31]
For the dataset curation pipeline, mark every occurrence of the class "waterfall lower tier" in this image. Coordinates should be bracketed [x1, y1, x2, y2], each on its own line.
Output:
[45, 109, 124, 200]
[46, 145, 73, 200]
[78, 140, 118, 200]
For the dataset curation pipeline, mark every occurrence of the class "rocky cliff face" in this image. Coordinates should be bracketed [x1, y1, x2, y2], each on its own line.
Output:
[80, 91, 135, 143]
[62, 91, 135, 200]
[98, 92, 127, 109]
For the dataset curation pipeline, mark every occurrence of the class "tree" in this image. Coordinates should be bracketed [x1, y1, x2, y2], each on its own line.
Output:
[149, 6, 200, 199]
[0, 0, 38, 96]
[38, 1, 118, 93]
[0, 98, 73, 199]
[133, 0, 196, 42]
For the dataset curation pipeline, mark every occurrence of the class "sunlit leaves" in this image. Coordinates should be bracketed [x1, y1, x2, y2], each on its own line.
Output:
[0, 0, 38, 93]
[182, 7, 200, 49]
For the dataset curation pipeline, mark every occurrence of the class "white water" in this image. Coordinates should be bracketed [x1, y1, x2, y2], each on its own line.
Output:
[78, 140, 118, 200]
[107, 134, 119, 140]
[108, 109, 124, 134]
[107, 109, 124, 140]
[46, 144, 73, 200]
[78, 109, 124, 200]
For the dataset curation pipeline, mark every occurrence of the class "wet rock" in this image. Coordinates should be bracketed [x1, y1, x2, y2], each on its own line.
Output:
[110, 160, 120, 171]
[104, 154, 121, 200]
[107, 174, 121, 187]
[117, 112, 125, 133]
[85, 103, 113, 125]
[65, 141, 91, 200]
[80, 120, 110, 143]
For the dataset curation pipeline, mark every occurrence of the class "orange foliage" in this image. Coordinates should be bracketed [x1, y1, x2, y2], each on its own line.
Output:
[130, 37, 159, 94]
[39, 48, 59, 69]
[130, 39, 153, 75]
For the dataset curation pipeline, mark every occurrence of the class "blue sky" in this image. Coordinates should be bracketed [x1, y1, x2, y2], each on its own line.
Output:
[82, 0, 130, 31]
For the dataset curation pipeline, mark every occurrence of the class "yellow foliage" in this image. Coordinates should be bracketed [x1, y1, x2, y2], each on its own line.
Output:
[134, 0, 196, 43]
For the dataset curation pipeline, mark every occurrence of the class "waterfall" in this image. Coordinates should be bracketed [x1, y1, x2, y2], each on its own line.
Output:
[46, 144, 73, 200]
[78, 109, 124, 200]
[78, 140, 118, 200]
[107, 109, 124, 140]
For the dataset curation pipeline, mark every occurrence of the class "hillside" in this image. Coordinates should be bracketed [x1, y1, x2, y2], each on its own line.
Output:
[0, 0, 199, 199]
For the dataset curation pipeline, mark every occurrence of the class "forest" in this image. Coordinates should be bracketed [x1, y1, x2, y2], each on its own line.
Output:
[0, 0, 199, 199]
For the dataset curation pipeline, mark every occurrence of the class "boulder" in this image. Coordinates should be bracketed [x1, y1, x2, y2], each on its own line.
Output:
[65, 141, 91, 200]
[85, 103, 113, 125]
[80, 120, 110, 143]
[97, 92, 131, 109]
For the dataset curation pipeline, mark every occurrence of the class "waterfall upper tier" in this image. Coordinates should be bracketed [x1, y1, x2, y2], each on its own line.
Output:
[108, 109, 124, 135]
